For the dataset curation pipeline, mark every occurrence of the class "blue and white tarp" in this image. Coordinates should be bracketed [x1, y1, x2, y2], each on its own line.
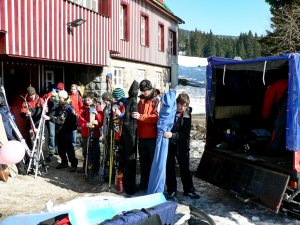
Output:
[147, 90, 177, 194]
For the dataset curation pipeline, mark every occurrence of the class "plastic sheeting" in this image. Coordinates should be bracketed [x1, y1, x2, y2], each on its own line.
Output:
[147, 90, 177, 194]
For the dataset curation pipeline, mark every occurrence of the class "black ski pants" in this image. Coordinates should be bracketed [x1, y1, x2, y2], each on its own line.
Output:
[166, 142, 194, 194]
[57, 130, 78, 168]
[138, 138, 156, 190]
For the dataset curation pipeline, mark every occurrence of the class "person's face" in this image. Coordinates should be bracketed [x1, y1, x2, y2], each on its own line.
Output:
[85, 97, 93, 106]
[177, 102, 188, 113]
[141, 89, 152, 97]
[29, 94, 35, 100]
[103, 99, 111, 105]
[59, 97, 66, 103]
[71, 87, 77, 93]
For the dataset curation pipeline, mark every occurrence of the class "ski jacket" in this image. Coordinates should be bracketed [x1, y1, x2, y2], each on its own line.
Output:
[137, 89, 160, 139]
[69, 92, 83, 116]
[262, 79, 288, 120]
[20, 94, 45, 125]
[49, 103, 77, 132]
[169, 107, 192, 153]
[78, 104, 103, 138]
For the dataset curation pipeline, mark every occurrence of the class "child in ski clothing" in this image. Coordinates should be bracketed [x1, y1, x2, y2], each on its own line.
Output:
[78, 93, 103, 174]
[101, 91, 114, 144]
[112, 88, 126, 141]
[20, 87, 50, 160]
[45, 90, 78, 171]
[163, 93, 199, 199]
[131, 79, 160, 191]
[69, 84, 83, 147]
[43, 82, 65, 155]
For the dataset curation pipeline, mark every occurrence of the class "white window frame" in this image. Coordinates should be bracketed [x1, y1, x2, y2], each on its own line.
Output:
[169, 30, 174, 54]
[154, 71, 161, 89]
[141, 16, 146, 46]
[120, 5, 124, 40]
[45, 70, 54, 91]
[113, 67, 124, 87]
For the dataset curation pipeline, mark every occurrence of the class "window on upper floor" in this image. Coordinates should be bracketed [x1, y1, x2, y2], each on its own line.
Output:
[168, 29, 177, 55]
[158, 23, 164, 52]
[99, 0, 111, 17]
[120, 3, 129, 41]
[140, 14, 149, 47]
[113, 67, 124, 87]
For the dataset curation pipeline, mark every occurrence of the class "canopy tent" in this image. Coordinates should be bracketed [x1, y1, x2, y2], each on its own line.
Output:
[206, 53, 300, 151]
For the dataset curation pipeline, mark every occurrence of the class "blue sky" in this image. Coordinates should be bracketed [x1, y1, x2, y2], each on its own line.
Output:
[164, 0, 272, 36]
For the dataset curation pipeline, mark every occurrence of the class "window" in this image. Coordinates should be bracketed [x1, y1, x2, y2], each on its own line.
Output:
[158, 24, 164, 51]
[99, 0, 111, 17]
[68, 0, 99, 13]
[168, 29, 177, 55]
[136, 70, 145, 83]
[45, 70, 54, 90]
[140, 14, 149, 47]
[154, 72, 161, 89]
[113, 67, 124, 87]
[120, 4, 129, 40]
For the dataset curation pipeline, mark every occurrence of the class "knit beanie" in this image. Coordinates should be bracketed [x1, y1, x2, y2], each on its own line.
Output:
[27, 87, 36, 96]
[102, 91, 114, 101]
[139, 79, 153, 91]
[58, 90, 68, 99]
[112, 88, 125, 101]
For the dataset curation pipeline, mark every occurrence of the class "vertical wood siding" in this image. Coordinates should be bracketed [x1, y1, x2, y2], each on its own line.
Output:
[0, 0, 109, 66]
[111, 0, 178, 67]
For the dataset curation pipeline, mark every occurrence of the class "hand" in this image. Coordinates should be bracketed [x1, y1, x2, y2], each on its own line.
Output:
[164, 131, 172, 139]
[86, 123, 91, 128]
[26, 111, 31, 117]
[131, 112, 140, 119]
[115, 109, 121, 117]
[43, 115, 50, 120]
[92, 120, 98, 125]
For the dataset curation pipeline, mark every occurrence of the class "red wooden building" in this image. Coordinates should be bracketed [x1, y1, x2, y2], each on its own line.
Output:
[0, 0, 183, 137]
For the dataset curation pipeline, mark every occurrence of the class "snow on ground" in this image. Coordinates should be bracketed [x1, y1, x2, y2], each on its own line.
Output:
[174, 85, 206, 114]
[178, 55, 208, 67]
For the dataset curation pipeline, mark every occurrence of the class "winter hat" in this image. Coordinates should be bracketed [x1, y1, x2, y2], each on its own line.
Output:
[57, 82, 65, 90]
[58, 90, 68, 99]
[112, 88, 125, 101]
[27, 86, 36, 96]
[102, 91, 114, 101]
[106, 72, 112, 79]
[139, 79, 153, 91]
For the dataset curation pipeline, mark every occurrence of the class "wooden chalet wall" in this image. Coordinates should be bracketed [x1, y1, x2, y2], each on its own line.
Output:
[110, 0, 179, 67]
[0, 0, 109, 66]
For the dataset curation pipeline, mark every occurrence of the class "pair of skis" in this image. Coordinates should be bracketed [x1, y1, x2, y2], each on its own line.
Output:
[1, 86, 48, 177]
[26, 96, 50, 177]
[85, 106, 98, 182]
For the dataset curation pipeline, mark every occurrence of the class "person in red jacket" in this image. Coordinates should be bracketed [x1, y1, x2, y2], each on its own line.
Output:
[69, 84, 83, 148]
[262, 79, 288, 151]
[131, 79, 160, 191]
[20, 86, 50, 160]
[78, 92, 103, 175]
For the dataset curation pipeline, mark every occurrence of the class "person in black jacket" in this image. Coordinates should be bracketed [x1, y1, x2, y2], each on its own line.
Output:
[163, 93, 200, 199]
[45, 90, 78, 171]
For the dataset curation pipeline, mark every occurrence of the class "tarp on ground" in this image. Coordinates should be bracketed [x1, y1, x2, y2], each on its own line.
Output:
[0, 193, 166, 225]
[147, 90, 177, 194]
